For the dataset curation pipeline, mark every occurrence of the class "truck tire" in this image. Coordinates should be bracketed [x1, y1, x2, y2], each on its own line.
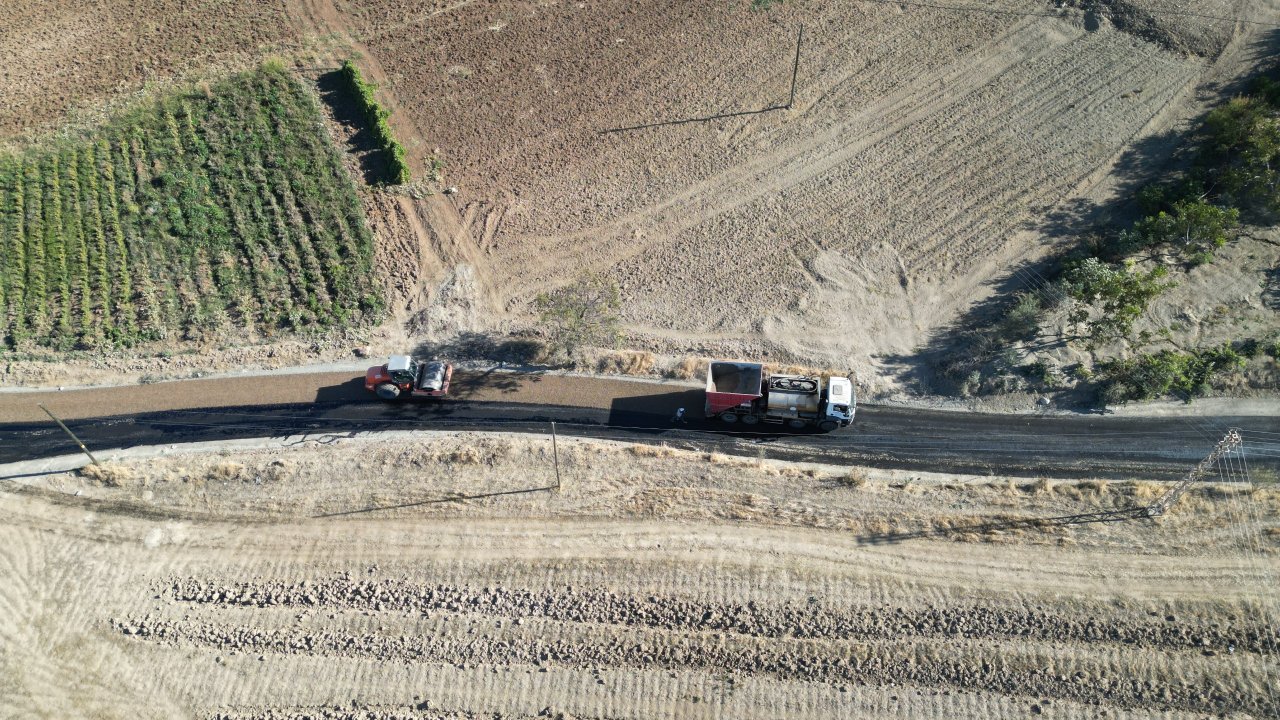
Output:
[818, 420, 838, 433]
[718, 412, 739, 423]
[375, 383, 401, 401]
[741, 414, 759, 425]
[787, 419, 807, 430]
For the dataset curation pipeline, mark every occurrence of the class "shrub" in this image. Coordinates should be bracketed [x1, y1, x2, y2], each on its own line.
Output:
[1061, 258, 1172, 344]
[1096, 343, 1246, 404]
[339, 60, 411, 185]
[1124, 199, 1239, 264]
[996, 291, 1045, 340]
[1201, 96, 1280, 210]
[535, 275, 621, 361]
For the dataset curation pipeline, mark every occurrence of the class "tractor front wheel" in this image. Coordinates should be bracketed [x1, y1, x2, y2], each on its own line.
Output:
[375, 383, 402, 401]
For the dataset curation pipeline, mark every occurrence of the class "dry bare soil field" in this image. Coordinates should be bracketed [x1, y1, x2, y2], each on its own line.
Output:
[3, 434, 1278, 719]
[342, 0, 1274, 375]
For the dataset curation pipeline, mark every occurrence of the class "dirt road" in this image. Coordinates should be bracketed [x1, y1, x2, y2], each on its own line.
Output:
[2, 370, 1278, 481]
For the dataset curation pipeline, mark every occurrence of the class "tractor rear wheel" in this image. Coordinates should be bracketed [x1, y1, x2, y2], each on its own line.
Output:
[375, 383, 401, 401]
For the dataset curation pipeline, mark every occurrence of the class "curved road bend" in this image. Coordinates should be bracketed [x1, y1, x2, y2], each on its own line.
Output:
[1, 370, 1276, 481]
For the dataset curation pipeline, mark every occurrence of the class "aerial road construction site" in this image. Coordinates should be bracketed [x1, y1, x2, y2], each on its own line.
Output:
[2, 0, 1280, 718]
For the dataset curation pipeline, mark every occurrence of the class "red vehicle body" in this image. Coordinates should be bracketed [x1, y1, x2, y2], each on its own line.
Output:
[365, 355, 453, 401]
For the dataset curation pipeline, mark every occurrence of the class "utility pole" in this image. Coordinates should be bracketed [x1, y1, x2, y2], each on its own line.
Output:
[38, 403, 100, 466]
[550, 421, 562, 492]
[1147, 428, 1242, 517]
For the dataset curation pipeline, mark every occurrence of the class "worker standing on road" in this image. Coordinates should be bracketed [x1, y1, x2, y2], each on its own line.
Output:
[673, 407, 686, 424]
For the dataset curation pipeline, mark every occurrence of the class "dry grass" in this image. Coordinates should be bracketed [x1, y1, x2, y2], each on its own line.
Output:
[441, 447, 483, 465]
[596, 351, 656, 376]
[79, 463, 135, 487]
[834, 467, 870, 489]
[668, 357, 703, 380]
[209, 462, 247, 482]
[626, 443, 676, 458]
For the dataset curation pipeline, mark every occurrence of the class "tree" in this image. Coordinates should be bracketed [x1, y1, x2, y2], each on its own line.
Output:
[1202, 97, 1280, 209]
[1061, 258, 1172, 345]
[1128, 199, 1239, 265]
[535, 275, 621, 361]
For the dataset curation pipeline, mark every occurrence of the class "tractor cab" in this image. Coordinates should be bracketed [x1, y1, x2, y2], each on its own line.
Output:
[386, 355, 416, 385]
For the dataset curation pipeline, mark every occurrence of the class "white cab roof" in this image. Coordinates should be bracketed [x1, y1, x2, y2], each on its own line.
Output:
[827, 377, 853, 404]
[387, 355, 412, 372]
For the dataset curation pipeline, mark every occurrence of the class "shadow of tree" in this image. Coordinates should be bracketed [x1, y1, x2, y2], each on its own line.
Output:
[1265, 263, 1280, 311]
[416, 331, 546, 367]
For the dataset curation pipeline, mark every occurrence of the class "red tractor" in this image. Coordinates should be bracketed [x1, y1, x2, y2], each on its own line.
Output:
[365, 355, 453, 401]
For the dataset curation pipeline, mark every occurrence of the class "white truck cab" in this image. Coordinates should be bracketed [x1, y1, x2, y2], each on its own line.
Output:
[825, 377, 855, 427]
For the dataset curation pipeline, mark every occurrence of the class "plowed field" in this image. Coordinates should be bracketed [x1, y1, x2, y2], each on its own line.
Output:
[2, 434, 1278, 719]
[343, 0, 1260, 375]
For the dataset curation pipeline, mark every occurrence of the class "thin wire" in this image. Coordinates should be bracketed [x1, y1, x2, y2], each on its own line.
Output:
[1231, 440, 1280, 710]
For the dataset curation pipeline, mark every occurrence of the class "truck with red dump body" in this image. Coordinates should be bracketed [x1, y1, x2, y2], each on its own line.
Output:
[365, 355, 453, 401]
[704, 360, 853, 432]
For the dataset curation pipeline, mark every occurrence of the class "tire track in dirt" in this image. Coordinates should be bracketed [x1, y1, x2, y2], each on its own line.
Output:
[165, 575, 1279, 654]
[206, 709, 608, 720]
[112, 611, 1275, 716]
[288, 0, 493, 326]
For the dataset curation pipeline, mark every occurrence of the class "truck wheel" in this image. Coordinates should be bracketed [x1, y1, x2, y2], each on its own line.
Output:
[787, 419, 807, 430]
[375, 383, 401, 401]
[741, 414, 759, 425]
[718, 412, 739, 423]
[818, 420, 838, 433]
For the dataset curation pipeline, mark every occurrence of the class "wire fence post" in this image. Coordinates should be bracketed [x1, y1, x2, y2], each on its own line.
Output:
[550, 421, 562, 492]
[38, 403, 100, 466]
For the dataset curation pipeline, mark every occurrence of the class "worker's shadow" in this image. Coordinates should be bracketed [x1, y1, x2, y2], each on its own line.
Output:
[607, 389, 706, 434]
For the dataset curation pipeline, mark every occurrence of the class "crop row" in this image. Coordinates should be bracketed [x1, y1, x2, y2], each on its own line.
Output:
[0, 63, 382, 350]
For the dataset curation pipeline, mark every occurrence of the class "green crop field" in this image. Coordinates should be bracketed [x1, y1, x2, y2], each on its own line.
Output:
[0, 62, 382, 351]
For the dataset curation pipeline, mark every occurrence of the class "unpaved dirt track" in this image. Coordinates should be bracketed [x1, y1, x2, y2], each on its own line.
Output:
[2, 486, 1277, 720]
[2, 370, 1279, 479]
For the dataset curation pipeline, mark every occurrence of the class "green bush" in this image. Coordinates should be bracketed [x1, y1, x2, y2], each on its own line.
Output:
[1097, 343, 1246, 404]
[996, 291, 1045, 341]
[1061, 258, 1172, 345]
[340, 60, 411, 185]
[1123, 199, 1239, 265]
[1201, 96, 1280, 210]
